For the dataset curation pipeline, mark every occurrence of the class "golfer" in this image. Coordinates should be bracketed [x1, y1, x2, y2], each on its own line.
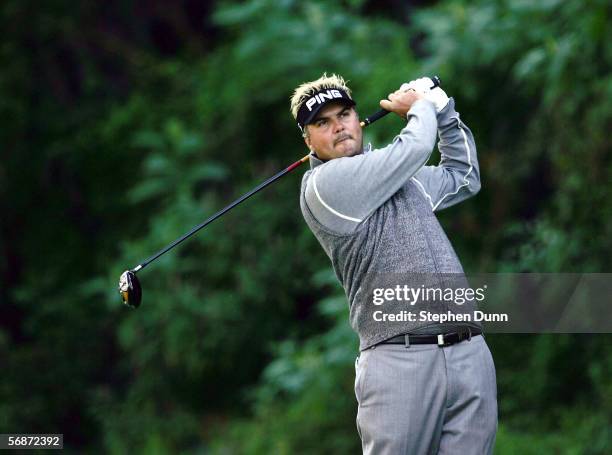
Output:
[290, 74, 497, 454]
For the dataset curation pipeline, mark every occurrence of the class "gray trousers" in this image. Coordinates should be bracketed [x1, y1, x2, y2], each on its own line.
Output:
[354, 335, 497, 454]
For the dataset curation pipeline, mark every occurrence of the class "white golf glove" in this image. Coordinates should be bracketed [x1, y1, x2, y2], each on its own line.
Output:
[400, 77, 449, 113]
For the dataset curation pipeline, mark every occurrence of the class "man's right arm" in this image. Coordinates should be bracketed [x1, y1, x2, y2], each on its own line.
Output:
[303, 99, 437, 234]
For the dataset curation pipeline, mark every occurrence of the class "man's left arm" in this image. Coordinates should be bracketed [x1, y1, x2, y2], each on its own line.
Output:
[411, 98, 481, 211]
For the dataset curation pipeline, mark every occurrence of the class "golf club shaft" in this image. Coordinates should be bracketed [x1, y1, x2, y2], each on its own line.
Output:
[131, 75, 441, 273]
[132, 154, 310, 272]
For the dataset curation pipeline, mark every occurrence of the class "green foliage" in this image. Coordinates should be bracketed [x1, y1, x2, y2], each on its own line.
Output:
[95, 1, 419, 450]
[207, 0, 612, 452]
[416, 0, 612, 272]
[1, 0, 610, 452]
[208, 276, 360, 454]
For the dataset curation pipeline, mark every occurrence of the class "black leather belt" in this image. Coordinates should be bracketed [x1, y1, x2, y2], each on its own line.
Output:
[379, 327, 482, 347]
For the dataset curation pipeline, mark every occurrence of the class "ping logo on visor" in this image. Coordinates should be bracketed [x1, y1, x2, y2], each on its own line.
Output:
[297, 88, 356, 131]
[305, 89, 343, 111]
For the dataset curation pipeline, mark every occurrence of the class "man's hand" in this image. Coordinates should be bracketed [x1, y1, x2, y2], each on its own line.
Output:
[403, 77, 449, 113]
[379, 89, 425, 118]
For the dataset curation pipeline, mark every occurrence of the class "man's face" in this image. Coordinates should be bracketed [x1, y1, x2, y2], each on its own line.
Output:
[304, 102, 363, 161]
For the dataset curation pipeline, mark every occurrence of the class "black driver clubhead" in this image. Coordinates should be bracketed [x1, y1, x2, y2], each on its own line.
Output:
[119, 270, 142, 308]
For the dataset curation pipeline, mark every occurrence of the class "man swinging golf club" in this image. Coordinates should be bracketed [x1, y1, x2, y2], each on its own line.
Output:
[291, 74, 498, 454]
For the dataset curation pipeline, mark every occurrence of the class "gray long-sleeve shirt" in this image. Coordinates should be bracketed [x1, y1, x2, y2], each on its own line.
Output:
[300, 98, 482, 350]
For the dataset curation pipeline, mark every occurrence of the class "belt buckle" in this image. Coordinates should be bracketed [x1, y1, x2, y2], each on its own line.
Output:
[437, 334, 445, 347]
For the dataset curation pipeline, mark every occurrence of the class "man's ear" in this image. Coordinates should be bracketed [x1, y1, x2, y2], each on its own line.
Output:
[304, 130, 312, 150]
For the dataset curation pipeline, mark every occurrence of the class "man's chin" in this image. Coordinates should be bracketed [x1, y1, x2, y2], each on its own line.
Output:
[340, 145, 362, 157]
[334, 142, 359, 157]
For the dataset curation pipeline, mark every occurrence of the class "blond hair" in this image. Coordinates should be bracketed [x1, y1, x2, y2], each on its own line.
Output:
[290, 73, 352, 119]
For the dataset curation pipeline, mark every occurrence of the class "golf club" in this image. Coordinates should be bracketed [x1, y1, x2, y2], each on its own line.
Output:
[119, 76, 441, 308]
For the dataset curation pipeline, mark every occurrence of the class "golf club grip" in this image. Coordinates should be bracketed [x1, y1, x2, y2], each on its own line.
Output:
[361, 75, 441, 127]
